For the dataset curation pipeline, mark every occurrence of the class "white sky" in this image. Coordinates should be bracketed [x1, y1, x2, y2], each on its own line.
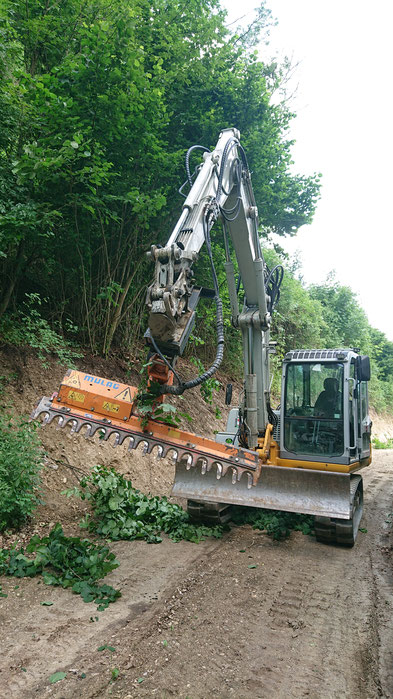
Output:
[223, 0, 393, 340]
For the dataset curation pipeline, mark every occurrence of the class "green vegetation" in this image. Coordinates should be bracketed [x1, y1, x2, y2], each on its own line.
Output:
[0, 0, 392, 412]
[0, 293, 82, 367]
[66, 465, 314, 542]
[0, 523, 120, 610]
[372, 437, 393, 449]
[49, 672, 67, 685]
[0, 414, 42, 530]
[65, 465, 224, 543]
[0, 0, 319, 358]
[231, 507, 314, 540]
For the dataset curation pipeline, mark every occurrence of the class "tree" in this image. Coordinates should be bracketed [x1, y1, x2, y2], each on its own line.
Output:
[0, 0, 321, 355]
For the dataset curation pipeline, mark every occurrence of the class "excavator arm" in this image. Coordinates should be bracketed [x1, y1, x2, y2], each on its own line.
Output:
[145, 127, 280, 447]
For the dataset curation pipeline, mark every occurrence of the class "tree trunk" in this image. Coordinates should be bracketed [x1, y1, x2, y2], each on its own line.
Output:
[103, 261, 142, 356]
[0, 240, 26, 320]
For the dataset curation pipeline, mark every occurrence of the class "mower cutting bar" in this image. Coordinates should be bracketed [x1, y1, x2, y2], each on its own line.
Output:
[32, 396, 259, 487]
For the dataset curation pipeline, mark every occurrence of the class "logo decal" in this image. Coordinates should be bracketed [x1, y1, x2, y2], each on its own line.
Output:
[102, 401, 119, 413]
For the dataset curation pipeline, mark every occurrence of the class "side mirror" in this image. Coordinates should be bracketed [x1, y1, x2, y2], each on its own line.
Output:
[356, 355, 371, 382]
[225, 383, 233, 405]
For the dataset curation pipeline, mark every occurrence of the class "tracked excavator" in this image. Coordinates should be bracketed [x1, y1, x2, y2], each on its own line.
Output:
[31, 128, 372, 545]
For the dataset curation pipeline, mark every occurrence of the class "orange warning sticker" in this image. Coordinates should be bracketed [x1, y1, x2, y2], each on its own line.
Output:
[68, 390, 85, 403]
[63, 371, 81, 389]
[103, 401, 120, 413]
[114, 387, 133, 402]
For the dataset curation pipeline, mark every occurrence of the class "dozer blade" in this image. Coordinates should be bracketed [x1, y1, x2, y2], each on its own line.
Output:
[172, 459, 355, 519]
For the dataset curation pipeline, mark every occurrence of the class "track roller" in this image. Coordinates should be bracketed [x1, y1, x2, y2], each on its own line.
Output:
[314, 475, 363, 546]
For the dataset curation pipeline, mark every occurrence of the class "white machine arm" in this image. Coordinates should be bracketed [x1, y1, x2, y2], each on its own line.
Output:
[146, 128, 280, 447]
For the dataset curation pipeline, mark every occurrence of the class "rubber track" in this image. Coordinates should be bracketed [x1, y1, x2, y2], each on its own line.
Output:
[187, 500, 233, 525]
[314, 475, 363, 546]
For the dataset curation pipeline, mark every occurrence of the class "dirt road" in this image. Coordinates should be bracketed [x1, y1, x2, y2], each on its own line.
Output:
[0, 450, 392, 698]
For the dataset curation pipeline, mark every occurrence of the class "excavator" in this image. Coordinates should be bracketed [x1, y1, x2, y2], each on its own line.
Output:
[31, 128, 372, 545]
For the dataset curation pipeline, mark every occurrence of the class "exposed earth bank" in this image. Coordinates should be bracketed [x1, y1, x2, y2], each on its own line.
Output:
[0, 349, 392, 698]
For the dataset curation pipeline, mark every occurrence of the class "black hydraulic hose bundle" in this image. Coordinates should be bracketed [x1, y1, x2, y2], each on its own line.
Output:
[178, 145, 211, 197]
[265, 264, 284, 315]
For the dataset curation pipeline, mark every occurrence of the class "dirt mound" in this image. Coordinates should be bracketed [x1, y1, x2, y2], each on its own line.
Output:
[370, 409, 393, 441]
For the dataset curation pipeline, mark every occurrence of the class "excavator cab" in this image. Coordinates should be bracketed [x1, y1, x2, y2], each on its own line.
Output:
[280, 349, 371, 465]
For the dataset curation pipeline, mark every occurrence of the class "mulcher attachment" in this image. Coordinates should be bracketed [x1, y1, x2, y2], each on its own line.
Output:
[31, 370, 260, 489]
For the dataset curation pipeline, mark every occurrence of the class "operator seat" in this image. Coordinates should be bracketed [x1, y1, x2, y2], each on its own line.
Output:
[314, 378, 341, 418]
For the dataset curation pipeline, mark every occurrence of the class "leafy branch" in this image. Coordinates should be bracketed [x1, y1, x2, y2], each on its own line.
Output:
[65, 465, 224, 544]
[0, 524, 121, 610]
[134, 361, 192, 430]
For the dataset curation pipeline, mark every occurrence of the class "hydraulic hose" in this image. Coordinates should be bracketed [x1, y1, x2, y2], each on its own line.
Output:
[157, 210, 225, 395]
[160, 296, 224, 395]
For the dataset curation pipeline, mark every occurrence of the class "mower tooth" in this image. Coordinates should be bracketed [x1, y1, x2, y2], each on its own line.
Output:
[216, 463, 223, 480]
[161, 445, 171, 459]
[70, 419, 80, 435]
[84, 424, 92, 438]
[185, 454, 193, 469]
[89, 424, 101, 438]
[107, 429, 117, 442]
[142, 440, 150, 454]
[156, 444, 164, 458]
[146, 440, 158, 455]
[134, 436, 146, 451]
[56, 416, 66, 429]
[232, 468, 237, 485]
[127, 436, 136, 451]
[43, 413, 51, 426]
[171, 450, 179, 463]
[112, 432, 121, 447]
[201, 460, 207, 475]
[206, 458, 214, 473]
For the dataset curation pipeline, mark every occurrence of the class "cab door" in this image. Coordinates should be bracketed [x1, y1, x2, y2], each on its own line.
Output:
[357, 380, 371, 459]
[348, 357, 371, 461]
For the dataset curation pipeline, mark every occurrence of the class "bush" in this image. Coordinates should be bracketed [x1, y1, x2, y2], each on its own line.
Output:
[372, 436, 393, 450]
[0, 293, 82, 367]
[0, 414, 42, 531]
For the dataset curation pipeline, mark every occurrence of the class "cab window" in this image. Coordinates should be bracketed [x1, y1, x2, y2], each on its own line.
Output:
[284, 362, 344, 457]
